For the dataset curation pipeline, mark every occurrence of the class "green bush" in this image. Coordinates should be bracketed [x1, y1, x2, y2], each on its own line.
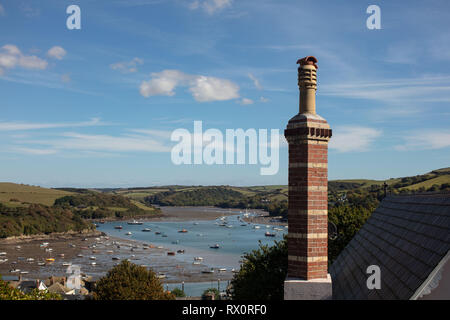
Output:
[230, 237, 287, 300]
[92, 260, 175, 300]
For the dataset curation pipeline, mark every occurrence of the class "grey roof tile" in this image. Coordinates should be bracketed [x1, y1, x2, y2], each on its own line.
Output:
[330, 193, 450, 300]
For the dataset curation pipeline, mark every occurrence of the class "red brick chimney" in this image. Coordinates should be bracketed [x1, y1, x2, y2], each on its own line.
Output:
[284, 56, 332, 299]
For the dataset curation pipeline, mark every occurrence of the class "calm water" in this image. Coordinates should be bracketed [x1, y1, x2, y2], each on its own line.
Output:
[96, 207, 286, 295]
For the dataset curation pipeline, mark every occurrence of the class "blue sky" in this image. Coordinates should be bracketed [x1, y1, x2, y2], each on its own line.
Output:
[0, 0, 449, 187]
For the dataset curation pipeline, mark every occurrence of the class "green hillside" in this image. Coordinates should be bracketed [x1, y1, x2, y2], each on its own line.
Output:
[0, 182, 74, 207]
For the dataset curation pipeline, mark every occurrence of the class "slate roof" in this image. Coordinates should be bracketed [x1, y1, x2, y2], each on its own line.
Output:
[330, 192, 450, 300]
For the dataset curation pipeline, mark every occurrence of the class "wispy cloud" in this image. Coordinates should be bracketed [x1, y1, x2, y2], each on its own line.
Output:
[321, 75, 450, 107]
[189, 0, 232, 15]
[0, 44, 48, 75]
[248, 73, 262, 90]
[16, 130, 173, 155]
[395, 130, 450, 151]
[0, 4, 5, 16]
[47, 46, 67, 60]
[13, 147, 58, 155]
[329, 126, 382, 153]
[0, 118, 105, 131]
[110, 57, 143, 73]
[238, 98, 254, 105]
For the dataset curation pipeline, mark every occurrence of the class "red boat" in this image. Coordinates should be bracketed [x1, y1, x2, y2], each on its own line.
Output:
[265, 232, 276, 237]
[114, 226, 123, 230]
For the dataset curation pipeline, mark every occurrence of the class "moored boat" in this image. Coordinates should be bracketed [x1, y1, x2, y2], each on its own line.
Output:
[127, 220, 143, 225]
[202, 268, 215, 274]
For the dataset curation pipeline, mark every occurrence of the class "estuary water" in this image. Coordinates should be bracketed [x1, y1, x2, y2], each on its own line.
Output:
[95, 207, 287, 296]
[96, 208, 286, 269]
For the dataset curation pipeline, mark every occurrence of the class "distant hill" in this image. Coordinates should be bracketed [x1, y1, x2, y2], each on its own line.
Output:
[0, 183, 160, 238]
[0, 183, 74, 207]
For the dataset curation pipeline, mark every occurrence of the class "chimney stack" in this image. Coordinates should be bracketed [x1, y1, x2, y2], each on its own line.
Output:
[297, 56, 318, 114]
[284, 56, 333, 300]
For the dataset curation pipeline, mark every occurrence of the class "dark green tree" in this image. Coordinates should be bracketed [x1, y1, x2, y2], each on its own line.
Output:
[171, 287, 186, 297]
[230, 237, 287, 300]
[92, 260, 174, 300]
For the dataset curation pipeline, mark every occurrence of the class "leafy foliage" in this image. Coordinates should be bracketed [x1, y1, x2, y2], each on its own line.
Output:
[230, 237, 287, 300]
[0, 277, 61, 300]
[328, 204, 374, 263]
[202, 288, 221, 300]
[146, 186, 288, 218]
[54, 192, 160, 219]
[146, 187, 243, 206]
[171, 287, 186, 297]
[0, 202, 93, 238]
[92, 260, 175, 300]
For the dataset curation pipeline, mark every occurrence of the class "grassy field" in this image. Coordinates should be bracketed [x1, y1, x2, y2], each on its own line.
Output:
[1, 167, 448, 209]
[0, 182, 74, 206]
[400, 175, 450, 191]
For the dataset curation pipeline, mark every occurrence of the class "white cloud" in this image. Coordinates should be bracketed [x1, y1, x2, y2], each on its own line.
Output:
[189, 0, 232, 14]
[14, 147, 58, 155]
[239, 98, 254, 105]
[189, 75, 239, 102]
[139, 69, 240, 102]
[248, 73, 262, 90]
[47, 46, 67, 60]
[0, 44, 48, 74]
[260, 96, 269, 103]
[329, 126, 382, 153]
[0, 4, 5, 16]
[19, 130, 173, 154]
[321, 75, 450, 109]
[395, 130, 450, 151]
[110, 57, 143, 73]
[0, 118, 103, 131]
[61, 74, 71, 83]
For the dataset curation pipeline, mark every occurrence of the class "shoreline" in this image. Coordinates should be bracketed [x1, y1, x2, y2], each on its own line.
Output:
[0, 206, 282, 286]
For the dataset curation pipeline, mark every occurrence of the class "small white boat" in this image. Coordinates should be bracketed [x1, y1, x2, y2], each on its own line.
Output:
[209, 244, 220, 249]
[142, 228, 151, 232]
[0, 259, 8, 263]
[112, 257, 120, 260]
[90, 262, 96, 266]
[126, 232, 132, 235]
[37, 262, 45, 266]
[77, 254, 83, 258]
[26, 258, 34, 262]
[193, 261, 201, 265]
[194, 257, 203, 261]
[89, 256, 96, 260]
[202, 268, 215, 274]
[254, 226, 260, 229]
[20, 271, 29, 274]
[106, 250, 114, 254]
[62, 262, 71, 266]
[127, 220, 143, 225]
[10, 269, 21, 273]
[0, 252, 6, 256]
[157, 273, 166, 279]
[218, 268, 227, 272]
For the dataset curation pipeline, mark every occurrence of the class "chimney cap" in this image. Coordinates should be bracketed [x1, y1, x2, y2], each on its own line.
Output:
[297, 56, 318, 69]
